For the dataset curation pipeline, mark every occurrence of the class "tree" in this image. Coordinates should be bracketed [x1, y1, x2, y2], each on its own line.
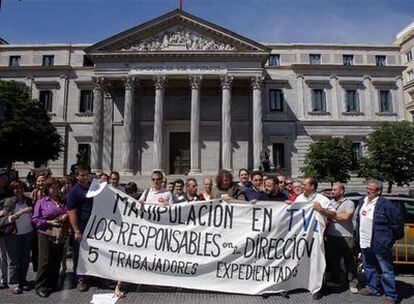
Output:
[359, 121, 414, 193]
[301, 137, 357, 185]
[0, 80, 63, 168]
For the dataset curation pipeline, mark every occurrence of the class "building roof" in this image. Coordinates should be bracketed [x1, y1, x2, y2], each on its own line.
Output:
[0, 37, 8, 45]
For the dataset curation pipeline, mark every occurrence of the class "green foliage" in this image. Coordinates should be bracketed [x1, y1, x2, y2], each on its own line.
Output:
[0, 80, 63, 167]
[359, 121, 414, 193]
[301, 136, 357, 185]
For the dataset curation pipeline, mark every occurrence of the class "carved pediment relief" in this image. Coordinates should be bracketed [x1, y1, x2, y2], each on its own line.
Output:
[120, 26, 237, 52]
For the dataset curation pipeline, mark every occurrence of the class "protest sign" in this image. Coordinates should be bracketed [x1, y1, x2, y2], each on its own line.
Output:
[78, 183, 326, 295]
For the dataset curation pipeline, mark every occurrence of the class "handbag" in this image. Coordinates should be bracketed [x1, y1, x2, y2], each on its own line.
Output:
[44, 225, 64, 244]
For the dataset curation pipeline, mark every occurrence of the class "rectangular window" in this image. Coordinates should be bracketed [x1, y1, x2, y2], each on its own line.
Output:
[9, 56, 21, 67]
[269, 89, 284, 112]
[309, 54, 321, 65]
[408, 70, 414, 82]
[79, 90, 94, 113]
[312, 89, 326, 112]
[375, 55, 386, 66]
[346, 89, 359, 112]
[83, 55, 94, 67]
[379, 90, 392, 112]
[406, 51, 413, 63]
[268, 55, 280, 66]
[352, 143, 362, 159]
[273, 143, 285, 169]
[39, 90, 53, 112]
[78, 144, 91, 166]
[42, 55, 54, 66]
[343, 54, 354, 66]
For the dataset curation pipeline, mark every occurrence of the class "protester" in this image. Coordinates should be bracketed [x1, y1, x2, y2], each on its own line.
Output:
[31, 172, 47, 203]
[138, 171, 173, 205]
[243, 171, 265, 201]
[290, 181, 303, 202]
[257, 176, 289, 201]
[356, 181, 404, 304]
[97, 173, 109, 183]
[0, 170, 11, 289]
[59, 176, 72, 277]
[0, 180, 33, 294]
[109, 171, 125, 192]
[161, 176, 168, 190]
[172, 179, 186, 203]
[277, 175, 287, 190]
[286, 178, 294, 197]
[294, 177, 336, 300]
[325, 183, 358, 294]
[125, 182, 140, 200]
[166, 182, 175, 192]
[210, 170, 245, 200]
[237, 169, 251, 190]
[32, 178, 68, 298]
[184, 178, 205, 202]
[67, 165, 92, 292]
[201, 177, 213, 200]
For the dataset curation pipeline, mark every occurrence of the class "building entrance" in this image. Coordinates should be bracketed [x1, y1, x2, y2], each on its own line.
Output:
[169, 132, 190, 174]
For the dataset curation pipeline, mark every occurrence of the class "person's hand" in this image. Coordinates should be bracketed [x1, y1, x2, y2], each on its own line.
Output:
[250, 199, 258, 205]
[47, 219, 60, 227]
[0, 210, 7, 217]
[313, 202, 323, 212]
[221, 194, 231, 200]
[8, 214, 18, 222]
[258, 186, 266, 192]
[56, 214, 68, 223]
[74, 231, 82, 241]
[284, 199, 293, 205]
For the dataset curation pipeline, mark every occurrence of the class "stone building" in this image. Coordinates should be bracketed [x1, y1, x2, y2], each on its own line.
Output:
[395, 21, 414, 121]
[0, 10, 410, 178]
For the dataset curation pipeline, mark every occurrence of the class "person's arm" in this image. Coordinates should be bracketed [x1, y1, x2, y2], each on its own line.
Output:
[335, 212, 353, 221]
[69, 209, 82, 240]
[313, 202, 336, 219]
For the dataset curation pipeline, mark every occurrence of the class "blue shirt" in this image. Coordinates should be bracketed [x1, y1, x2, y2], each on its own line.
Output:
[243, 186, 263, 201]
[67, 182, 93, 225]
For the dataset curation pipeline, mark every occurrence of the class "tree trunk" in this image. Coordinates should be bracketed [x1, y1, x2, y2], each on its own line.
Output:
[387, 181, 393, 194]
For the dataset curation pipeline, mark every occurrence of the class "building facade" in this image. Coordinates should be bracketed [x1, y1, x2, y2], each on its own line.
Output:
[0, 10, 410, 178]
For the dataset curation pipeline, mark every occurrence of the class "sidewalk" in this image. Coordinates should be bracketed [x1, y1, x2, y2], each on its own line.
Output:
[0, 260, 413, 304]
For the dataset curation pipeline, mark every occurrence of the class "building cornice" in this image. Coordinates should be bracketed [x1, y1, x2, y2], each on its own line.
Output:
[291, 64, 406, 77]
[0, 65, 72, 72]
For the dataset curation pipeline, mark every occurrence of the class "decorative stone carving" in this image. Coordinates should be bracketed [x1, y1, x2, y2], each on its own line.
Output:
[92, 76, 106, 90]
[153, 75, 167, 90]
[220, 75, 234, 90]
[121, 27, 238, 52]
[123, 75, 137, 90]
[189, 75, 202, 90]
[251, 75, 264, 90]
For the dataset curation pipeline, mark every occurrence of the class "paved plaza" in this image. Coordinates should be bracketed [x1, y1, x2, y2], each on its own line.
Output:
[0, 261, 413, 304]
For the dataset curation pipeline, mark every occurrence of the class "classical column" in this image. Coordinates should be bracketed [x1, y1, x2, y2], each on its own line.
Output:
[220, 75, 233, 171]
[330, 74, 340, 119]
[296, 74, 305, 118]
[189, 75, 202, 175]
[363, 75, 373, 118]
[121, 76, 137, 175]
[91, 76, 105, 173]
[251, 76, 264, 171]
[153, 75, 166, 172]
[395, 76, 404, 117]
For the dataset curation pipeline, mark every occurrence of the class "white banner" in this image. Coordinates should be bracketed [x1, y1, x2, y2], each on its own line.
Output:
[78, 183, 326, 295]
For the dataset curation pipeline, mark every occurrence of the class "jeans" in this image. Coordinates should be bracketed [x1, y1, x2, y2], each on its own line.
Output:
[73, 222, 88, 284]
[362, 247, 398, 303]
[0, 238, 8, 284]
[4, 232, 33, 289]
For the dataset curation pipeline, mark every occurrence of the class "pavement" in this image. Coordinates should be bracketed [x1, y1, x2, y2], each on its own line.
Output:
[0, 261, 413, 304]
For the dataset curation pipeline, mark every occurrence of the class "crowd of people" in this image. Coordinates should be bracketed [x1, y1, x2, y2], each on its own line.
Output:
[0, 167, 405, 304]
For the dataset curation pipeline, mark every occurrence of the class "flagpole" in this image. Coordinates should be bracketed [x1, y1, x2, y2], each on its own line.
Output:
[179, 0, 183, 10]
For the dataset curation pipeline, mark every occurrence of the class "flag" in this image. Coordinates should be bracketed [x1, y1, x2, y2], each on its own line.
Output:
[179, 0, 183, 10]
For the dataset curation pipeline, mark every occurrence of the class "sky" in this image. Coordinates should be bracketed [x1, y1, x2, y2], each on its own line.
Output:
[0, 0, 413, 45]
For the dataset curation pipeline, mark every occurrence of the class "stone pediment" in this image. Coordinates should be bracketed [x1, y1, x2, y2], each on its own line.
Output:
[85, 10, 270, 55]
[120, 26, 238, 52]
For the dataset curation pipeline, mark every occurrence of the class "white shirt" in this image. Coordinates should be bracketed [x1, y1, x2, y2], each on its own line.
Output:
[295, 192, 335, 222]
[138, 187, 173, 205]
[14, 203, 33, 235]
[359, 196, 378, 249]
